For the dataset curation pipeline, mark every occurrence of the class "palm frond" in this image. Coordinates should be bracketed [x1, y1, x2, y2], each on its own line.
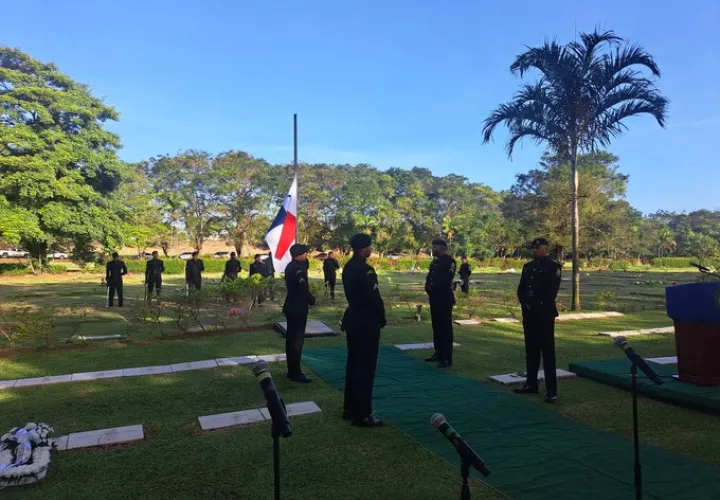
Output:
[608, 45, 661, 78]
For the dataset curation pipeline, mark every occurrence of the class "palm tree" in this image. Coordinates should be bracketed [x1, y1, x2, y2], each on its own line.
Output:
[482, 30, 668, 310]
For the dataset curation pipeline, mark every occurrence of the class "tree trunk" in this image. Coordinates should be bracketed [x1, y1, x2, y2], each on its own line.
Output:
[233, 233, 245, 257]
[570, 146, 581, 310]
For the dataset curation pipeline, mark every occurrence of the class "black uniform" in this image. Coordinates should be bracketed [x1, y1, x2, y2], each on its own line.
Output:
[106, 260, 128, 307]
[283, 260, 316, 377]
[517, 257, 562, 397]
[323, 257, 340, 299]
[342, 254, 386, 420]
[250, 260, 270, 304]
[145, 258, 165, 297]
[185, 259, 204, 291]
[459, 262, 472, 293]
[425, 254, 457, 363]
[266, 255, 275, 300]
[223, 258, 242, 281]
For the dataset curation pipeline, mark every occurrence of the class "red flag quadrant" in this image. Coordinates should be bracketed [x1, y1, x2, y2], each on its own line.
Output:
[265, 174, 298, 274]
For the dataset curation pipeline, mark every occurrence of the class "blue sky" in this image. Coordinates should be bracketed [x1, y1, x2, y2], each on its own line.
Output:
[3, 0, 719, 213]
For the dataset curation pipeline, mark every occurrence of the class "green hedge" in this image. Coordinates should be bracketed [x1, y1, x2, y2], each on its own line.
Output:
[123, 258, 231, 274]
[608, 260, 632, 271]
[650, 257, 719, 268]
[0, 263, 29, 275]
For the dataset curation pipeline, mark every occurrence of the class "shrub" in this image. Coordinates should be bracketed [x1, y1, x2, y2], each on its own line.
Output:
[609, 260, 631, 271]
[650, 257, 719, 269]
[0, 263, 29, 275]
[46, 264, 68, 274]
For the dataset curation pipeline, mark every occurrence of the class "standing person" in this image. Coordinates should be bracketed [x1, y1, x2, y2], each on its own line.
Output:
[249, 254, 267, 305]
[222, 252, 242, 281]
[266, 252, 275, 301]
[323, 251, 340, 299]
[515, 237, 562, 403]
[283, 244, 316, 383]
[106, 252, 128, 307]
[459, 256, 472, 294]
[424, 239, 457, 368]
[342, 234, 386, 427]
[144, 251, 165, 301]
[185, 251, 204, 291]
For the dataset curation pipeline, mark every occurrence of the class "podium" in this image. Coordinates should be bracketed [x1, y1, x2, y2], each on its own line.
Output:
[665, 282, 720, 386]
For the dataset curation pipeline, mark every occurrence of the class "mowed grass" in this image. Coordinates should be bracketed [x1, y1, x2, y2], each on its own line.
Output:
[1, 271, 717, 499]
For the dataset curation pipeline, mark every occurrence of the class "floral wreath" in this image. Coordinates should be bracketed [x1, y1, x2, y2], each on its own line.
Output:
[0, 423, 55, 489]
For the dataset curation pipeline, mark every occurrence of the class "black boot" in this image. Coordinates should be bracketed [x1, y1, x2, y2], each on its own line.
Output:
[514, 384, 539, 395]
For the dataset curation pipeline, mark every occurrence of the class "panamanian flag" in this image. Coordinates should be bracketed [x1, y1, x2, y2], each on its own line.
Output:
[265, 173, 298, 274]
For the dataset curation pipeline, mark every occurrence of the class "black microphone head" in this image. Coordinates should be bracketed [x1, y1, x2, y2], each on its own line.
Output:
[251, 360, 270, 377]
[430, 413, 446, 429]
[613, 336, 627, 346]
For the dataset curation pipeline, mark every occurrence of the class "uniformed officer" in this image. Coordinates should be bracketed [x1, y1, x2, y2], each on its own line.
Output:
[222, 252, 242, 281]
[342, 233, 386, 427]
[144, 251, 165, 300]
[249, 254, 268, 305]
[185, 251, 204, 291]
[515, 237, 562, 403]
[106, 252, 128, 307]
[283, 244, 316, 383]
[459, 256, 472, 294]
[424, 239, 457, 368]
[323, 251, 340, 299]
[266, 252, 276, 301]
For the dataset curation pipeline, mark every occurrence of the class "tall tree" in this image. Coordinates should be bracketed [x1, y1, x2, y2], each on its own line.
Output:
[146, 151, 220, 252]
[0, 47, 124, 259]
[482, 30, 668, 309]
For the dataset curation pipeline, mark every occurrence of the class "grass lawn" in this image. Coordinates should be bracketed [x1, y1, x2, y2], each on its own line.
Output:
[1, 271, 717, 499]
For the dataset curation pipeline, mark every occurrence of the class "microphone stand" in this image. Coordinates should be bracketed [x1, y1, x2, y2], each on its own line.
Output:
[630, 364, 642, 500]
[460, 459, 471, 500]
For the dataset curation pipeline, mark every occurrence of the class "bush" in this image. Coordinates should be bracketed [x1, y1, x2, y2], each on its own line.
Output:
[46, 264, 68, 274]
[650, 257, 719, 269]
[123, 258, 227, 275]
[0, 263, 29, 275]
[609, 260, 631, 271]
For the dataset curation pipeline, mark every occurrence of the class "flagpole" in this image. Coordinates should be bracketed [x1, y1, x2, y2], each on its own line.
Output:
[293, 113, 298, 242]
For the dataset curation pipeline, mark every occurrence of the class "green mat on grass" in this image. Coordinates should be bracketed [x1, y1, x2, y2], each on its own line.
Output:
[304, 346, 720, 500]
[570, 357, 720, 413]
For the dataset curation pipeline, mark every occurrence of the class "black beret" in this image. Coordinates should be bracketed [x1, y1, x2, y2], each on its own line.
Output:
[350, 233, 372, 250]
[431, 239, 448, 248]
[531, 238, 549, 248]
[290, 244, 310, 257]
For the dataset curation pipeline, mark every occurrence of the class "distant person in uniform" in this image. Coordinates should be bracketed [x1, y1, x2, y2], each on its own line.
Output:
[515, 237, 562, 403]
[106, 252, 128, 307]
[283, 244, 316, 383]
[144, 251, 165, 300]
[425, 239, 457, 368]
[185, 251, 204, 291]
[342, 234, 386, 427]
[250, 254, 268, 305]
[222, 252, 242, 281]
[323, 251, 341, 299]
[459, 256, 472, 294]
[266, 252, 276, 300]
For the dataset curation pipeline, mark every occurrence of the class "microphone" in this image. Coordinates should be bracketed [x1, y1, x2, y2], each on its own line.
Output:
[430, 413, 490, 476]
[252, 361, 292, 438]
[613, 337, 663, 386]
[690, 262, 710, 272]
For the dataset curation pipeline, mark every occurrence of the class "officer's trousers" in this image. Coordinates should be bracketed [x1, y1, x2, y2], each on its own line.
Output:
[461, 276, 470, 293]
[324, 274, 337, 299]
[430, 298, 454, 363]
[147, 276, 162, 297]
[344, 321, 381, 418]
[108, 283, 123, 307]
[284, 313, 307, 377]
[522, 312, 557, 396]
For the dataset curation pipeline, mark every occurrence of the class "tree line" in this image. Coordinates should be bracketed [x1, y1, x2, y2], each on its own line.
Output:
[1, 46, 719, 271]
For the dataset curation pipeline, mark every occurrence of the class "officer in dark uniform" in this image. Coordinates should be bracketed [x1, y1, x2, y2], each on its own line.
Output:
[145, 251, 165, 300]
[283, 244, 316, 383]
[342, 233, 386, 427]
[459, 256, 472, 294]
[266, 252, 275, 301]
[515, 237, 562, 403]
[185, 251, 204, 291]
[106, 252, 128, 307]
[323, 251, 340, 299]
[424, 239, 457, 368]
[222, 252, 242, 281]
[249, 254, 268, 305]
